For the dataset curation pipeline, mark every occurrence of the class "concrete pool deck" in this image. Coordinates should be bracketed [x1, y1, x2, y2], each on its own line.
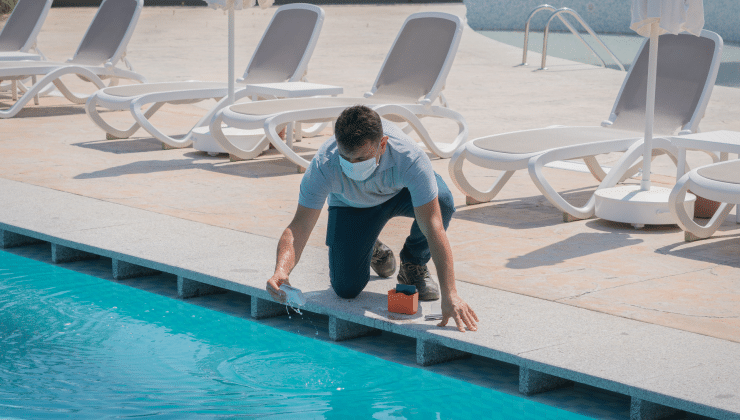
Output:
[1, 4, 739, 419]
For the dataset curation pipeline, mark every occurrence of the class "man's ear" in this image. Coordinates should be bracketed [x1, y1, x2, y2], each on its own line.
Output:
[380, 135, 389, 151]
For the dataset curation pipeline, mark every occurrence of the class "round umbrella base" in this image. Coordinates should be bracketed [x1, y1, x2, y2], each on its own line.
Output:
[594, 185, 696, 228]
[192, 125, 266, 155]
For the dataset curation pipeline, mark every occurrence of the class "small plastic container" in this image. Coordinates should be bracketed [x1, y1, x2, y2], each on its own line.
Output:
[280, 284, 306, 307]
[388, 288, 418, 315]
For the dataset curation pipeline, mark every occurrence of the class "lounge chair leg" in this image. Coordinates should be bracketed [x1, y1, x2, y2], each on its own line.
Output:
[32, 76, 39, 105]
[229, 153, 245, 162]
[562, 212, 584, 223]
[684, 231, 705, 242]
[294, 122, 302, 143]
[465, 196, 485, 205]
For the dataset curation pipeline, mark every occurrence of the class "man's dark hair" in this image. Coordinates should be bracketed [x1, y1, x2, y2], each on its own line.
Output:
[334, 105, 383, 152]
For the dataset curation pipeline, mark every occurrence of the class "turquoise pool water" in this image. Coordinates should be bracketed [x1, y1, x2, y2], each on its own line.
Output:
[0, 250, 594, 419]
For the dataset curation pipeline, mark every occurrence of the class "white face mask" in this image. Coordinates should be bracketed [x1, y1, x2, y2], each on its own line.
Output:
[339, 142, 381, 181]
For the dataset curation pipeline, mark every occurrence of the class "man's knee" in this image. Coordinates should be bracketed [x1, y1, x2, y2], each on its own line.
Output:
[330, 270, 367, 299]
[331, 281, 364, 299]
[329, 247, 370, 299]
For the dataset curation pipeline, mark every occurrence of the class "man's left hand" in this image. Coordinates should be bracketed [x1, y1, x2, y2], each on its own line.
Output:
[438, 292, 478, 332]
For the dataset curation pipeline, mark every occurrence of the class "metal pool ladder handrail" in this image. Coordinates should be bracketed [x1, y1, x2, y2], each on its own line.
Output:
[522, 4, 625, 71]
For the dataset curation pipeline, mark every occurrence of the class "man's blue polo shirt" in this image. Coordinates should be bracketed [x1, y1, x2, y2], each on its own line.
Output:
[298, 119, 438, 209]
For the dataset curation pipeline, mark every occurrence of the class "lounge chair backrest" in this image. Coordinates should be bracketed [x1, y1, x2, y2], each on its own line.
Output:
[69, 0, 143, 66]
[607, 30, 722, 135]
[0, 0, 53, 53]
[369, 12, 463, 104]
[239, 3, 325, 84]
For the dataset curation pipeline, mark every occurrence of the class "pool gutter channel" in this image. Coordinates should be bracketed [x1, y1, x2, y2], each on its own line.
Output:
[1, 180, 739, 420]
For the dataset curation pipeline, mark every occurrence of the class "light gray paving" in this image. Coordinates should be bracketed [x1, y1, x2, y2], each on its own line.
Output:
[51, 243, 99, 264]
[0, 178, 738, 420]
[416, 338, 470, 366]
[329, 317, 381, 342]
[113, 258, 161, 280]
[177, 276, 226, 299]
[630, 399, 681, 420]
[519, 367, 573, 396]
[0, 229, 43, 248]
[251, 295, 288, 319]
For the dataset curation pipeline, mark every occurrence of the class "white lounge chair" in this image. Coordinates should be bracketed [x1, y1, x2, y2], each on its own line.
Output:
[669, 131, 740, 241]
[85, 3, 325, 149]
[0, 0, 146, 119]
[0, 0, 53, 62]
[449, 30, 722, 221]
[0, 0, 53, 101]
[209, 12, 468, 171]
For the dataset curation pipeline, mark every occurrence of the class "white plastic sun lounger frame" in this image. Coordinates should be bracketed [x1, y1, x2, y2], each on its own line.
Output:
[209, 12, 467, 170]
[449, 30, 722, 221]
[0, 0, 146, 119]
[85, 3, 325, 149]
[668, 131, 740, 242]
[0, 0, 53, 62]
[669, 160, 740, 241]
[0, 0, 54, 100]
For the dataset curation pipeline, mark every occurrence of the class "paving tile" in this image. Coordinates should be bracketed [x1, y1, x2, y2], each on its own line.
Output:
[562, 267, 740, 343]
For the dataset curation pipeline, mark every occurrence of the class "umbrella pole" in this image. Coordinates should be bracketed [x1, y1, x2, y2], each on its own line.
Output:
[640, 21, 659, 191]
[227, 7, 235, 106]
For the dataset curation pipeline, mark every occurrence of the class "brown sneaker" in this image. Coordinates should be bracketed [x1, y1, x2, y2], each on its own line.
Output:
[371, 240, 396, 278]
[397, 262, 440, 301]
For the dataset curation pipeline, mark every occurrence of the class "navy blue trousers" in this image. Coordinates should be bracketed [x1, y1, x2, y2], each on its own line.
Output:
[325, 173, 455, 299]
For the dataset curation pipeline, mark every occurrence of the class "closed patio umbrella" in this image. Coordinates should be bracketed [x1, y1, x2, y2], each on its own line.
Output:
[631, 0, 705, 192]
[594, 0, 706, 227]
[205, 0, 274, 105]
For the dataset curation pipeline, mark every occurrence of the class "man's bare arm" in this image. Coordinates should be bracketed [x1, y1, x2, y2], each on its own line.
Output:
[414, 198, 478, 332]
[266, 204, 321, 302]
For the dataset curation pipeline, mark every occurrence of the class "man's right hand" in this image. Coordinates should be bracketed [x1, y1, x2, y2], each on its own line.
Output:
[266, 275, 291, 304]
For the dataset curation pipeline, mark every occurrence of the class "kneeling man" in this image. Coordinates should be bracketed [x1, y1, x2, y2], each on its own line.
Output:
[267, 105, 478, 332]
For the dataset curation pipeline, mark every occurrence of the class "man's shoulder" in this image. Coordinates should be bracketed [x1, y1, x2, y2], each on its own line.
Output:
[384, 128, 426, 168]
[315, 137, 338, 166]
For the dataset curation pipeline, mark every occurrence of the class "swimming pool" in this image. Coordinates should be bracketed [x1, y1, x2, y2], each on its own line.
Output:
[479, 30, 740, 88]
[0, 250, 595, 419]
